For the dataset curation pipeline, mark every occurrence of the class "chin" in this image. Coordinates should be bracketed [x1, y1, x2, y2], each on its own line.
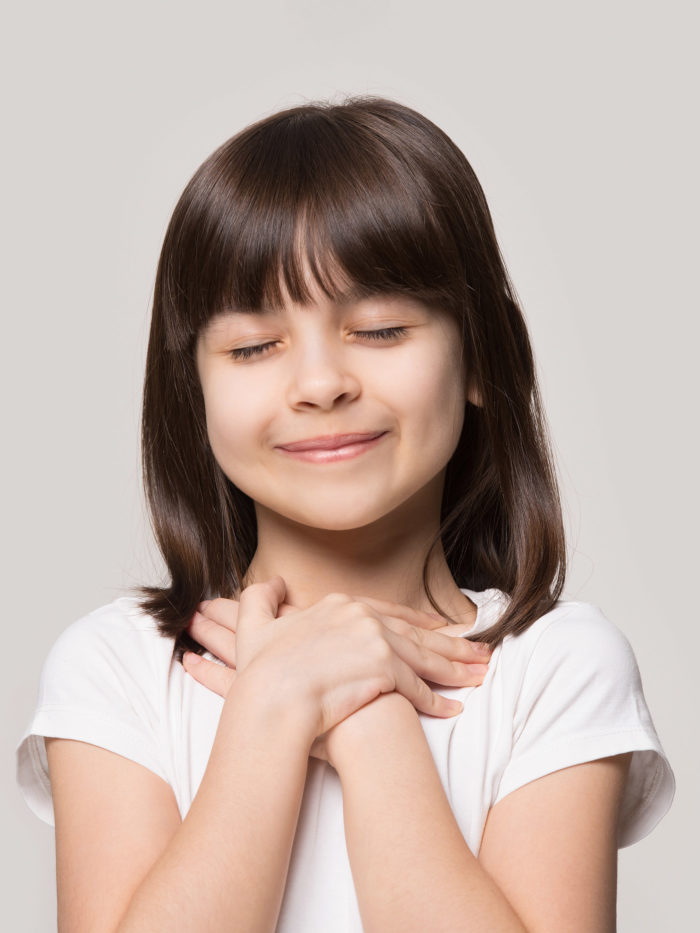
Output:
[285, 507, 388, 532]
[258, 492, 390, 532]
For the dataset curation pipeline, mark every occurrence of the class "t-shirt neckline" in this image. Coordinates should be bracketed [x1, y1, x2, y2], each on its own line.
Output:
[458, 587, 509, 638]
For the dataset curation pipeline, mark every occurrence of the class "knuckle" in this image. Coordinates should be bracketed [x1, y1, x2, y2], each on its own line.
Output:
[454, 638, 477, 659]
[349, 601, 376, 623]
[240, 581, 273, 602]
[418, 645, 432, 667]
[349, 599, 369, 615]
[375, 669, 395, 693]
[361, 614, 384, 638]
[427, 685, 443, 708]
[389, 616, 411, 636]
[371, 632, 393, 663]
[324, 591, 351, 605]
[414, 679, 433, 709]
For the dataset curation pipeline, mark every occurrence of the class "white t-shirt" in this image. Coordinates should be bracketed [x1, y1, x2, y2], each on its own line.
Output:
[16, 587, 675, 932]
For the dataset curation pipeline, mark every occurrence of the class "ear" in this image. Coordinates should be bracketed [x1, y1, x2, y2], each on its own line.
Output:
[466, 376, 483, 408]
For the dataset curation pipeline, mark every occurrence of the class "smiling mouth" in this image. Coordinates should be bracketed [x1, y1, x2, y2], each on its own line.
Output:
[277, 431, 387, 452]
[275, 431, 389, 463]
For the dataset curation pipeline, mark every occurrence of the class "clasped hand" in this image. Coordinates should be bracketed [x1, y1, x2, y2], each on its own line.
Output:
[182, 576, 492, 765]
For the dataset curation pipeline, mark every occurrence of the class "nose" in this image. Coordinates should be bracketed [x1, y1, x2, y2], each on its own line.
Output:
[285, 340, 361, 411]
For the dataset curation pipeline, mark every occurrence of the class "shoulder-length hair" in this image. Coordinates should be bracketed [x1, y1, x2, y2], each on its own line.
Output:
[134, 94, 566, 661]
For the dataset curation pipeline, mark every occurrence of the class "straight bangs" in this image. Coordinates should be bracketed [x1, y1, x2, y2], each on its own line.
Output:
[158, 100, 477, 351]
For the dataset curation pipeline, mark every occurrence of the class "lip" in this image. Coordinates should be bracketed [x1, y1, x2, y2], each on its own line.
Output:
[276, 431, 389, 463]
[277, 432, 387, 452]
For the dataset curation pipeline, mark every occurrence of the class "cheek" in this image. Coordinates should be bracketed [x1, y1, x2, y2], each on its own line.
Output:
[201, 373, 267, 468]
[383, 346, 466, 451]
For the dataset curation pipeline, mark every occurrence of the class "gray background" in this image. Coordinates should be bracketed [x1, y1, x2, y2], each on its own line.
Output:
[4, 1, 696, 929]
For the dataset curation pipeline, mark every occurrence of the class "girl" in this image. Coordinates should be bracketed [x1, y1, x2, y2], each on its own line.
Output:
[17, 96, 674, 932]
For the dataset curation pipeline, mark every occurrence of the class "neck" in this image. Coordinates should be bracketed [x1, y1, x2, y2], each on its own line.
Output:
[242, 485, 476, 626]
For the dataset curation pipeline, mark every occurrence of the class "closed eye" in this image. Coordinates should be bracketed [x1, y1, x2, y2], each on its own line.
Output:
[353, 326, 409, 342]
[229, 326, 409, 361]
[229, 341, 280, 360]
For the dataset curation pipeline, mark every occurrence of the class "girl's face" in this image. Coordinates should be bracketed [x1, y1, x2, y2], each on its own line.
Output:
[195, 278, 473, 532]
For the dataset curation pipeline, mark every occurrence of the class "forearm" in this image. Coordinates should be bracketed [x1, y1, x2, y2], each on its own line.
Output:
[330, 696, 527, 933]
[118, 672, 315, 933]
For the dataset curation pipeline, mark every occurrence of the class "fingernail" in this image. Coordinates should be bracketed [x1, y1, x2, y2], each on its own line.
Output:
[198, 600, 211, 612]
[448, 700, 464, 714]
[473, 642, 491, 654]
[184, 651, 201, 665]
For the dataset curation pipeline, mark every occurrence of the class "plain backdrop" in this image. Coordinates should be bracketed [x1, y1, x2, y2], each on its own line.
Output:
[3, 1, 697, 929]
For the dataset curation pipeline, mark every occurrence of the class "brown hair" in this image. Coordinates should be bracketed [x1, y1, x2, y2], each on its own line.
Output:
[134, 94, 566, 661]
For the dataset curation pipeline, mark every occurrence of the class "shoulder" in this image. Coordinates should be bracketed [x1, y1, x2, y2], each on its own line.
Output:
[38, 596, 174, 704]
[492, 598, 675, 845]
[46, 595, 169, 658]
[496, 598, 651, 749]
[494, 598, 649, 743]
[507, 597, 631, 644]
[502, 599, 638, 680]
[18, 597, 175, 826]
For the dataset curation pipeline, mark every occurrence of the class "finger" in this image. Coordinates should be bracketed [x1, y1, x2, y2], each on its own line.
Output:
[197, 597, 239, 631]
[237, 576, 287, 626]
[380, 623, 490, 687]
[277, 600, 299, 616]
[391, 656, 466, 718]
[182, 651, 236, 698]
[353, 595, 446, 631]
[189, 612, 237, 668]
[197, 597, 299, 629]
[377, 614, 492, 666]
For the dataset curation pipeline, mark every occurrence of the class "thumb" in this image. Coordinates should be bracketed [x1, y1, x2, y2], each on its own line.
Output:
[277, 600, 298, 617]
[238, 575, 287, 626]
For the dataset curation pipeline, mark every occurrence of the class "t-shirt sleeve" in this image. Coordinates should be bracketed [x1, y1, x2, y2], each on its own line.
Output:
[16, 603, 170, 827]
[494, 603, 675, 848]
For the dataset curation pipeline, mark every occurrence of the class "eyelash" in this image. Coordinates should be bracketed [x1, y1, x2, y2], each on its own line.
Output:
[229, 326, 409, 360]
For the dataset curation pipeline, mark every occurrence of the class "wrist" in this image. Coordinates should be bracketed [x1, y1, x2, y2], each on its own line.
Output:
[326, 692, 414, 770]
[229, 666, 319, 751]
